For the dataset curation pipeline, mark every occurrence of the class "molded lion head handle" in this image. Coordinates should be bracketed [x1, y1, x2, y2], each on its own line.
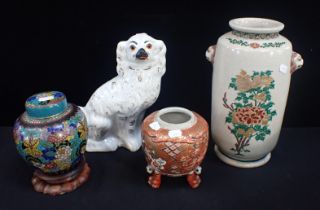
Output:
[206, 45, 304, 74]
[291, 51, 304, 74]
[205, 45, 216, 63]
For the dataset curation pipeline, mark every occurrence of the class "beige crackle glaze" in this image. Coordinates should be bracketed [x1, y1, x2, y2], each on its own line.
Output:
[206, 18, 304, 168]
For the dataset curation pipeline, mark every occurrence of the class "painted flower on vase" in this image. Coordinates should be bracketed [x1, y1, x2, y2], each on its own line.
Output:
[235, 70, 252, 92]
[78, 122, 88, 141]
[235, 70, 274, 92]
[232, 106, 269, 125]
[14, 110, 87, 174]
[250, 43, 260, 48]
[223, 70, 277, 155]
[48, 132, 66, 143]
[23, 138, 42, 157]
[152, 158, 167, 171]
[43, 162, 57, 171]
[254, 93, 266, 102]
[54, 159, 71, 171]
[226, 38, 286, 49]
[55, 146, 72, 161]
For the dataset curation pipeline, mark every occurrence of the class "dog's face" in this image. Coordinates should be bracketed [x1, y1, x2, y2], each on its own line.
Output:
[117, 33, 166, 71]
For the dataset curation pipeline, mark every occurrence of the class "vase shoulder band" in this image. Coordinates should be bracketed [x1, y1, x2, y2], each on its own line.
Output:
[232, 30, 279, 40]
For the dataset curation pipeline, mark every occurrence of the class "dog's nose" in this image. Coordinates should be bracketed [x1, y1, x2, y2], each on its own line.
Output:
[136, 48, 148, 60]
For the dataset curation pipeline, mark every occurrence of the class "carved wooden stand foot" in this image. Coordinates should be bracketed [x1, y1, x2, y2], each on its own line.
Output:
[32, 163, 90, 196]
[148, 173, 161, 189]
[187, 172, 201, 188]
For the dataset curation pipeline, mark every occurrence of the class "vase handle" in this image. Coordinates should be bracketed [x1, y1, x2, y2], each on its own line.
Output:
[206, 45, 216, 63]
[290, 51, 304, 74]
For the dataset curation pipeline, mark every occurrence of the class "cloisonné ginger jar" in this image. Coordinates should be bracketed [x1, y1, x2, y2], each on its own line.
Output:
[206, 17, 304, 168]
[13, 91, 90, 195]
[142, 107, 208, 188]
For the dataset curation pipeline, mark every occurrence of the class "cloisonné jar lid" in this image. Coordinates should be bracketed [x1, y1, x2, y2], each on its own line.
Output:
[25, 91, 68, 119]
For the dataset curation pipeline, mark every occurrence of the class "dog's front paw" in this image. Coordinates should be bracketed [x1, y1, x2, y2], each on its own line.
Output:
[124, 138, 142, 152]
[86, 137, 119, 152]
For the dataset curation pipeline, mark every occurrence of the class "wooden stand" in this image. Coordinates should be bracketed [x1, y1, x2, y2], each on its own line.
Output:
[31, 162, 90, 196]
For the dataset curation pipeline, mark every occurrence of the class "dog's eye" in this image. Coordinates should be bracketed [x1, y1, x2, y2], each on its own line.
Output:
[130, 45, 136, 51]
[146, 43, 152, 49]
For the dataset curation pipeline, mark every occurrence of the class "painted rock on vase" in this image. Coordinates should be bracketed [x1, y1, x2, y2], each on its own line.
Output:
[13, 91, 90, 195]
[142, 107, 209, 188]
[206, 17, 304, 168]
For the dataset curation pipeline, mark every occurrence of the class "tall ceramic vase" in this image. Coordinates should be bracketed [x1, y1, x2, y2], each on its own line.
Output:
[206, 18, 304, 168]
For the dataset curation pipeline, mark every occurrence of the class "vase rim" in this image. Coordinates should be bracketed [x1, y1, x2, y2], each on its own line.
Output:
[156, 107, 196, 130]
[229, 17, 284, 34]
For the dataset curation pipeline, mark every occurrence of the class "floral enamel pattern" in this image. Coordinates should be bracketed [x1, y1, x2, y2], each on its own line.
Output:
[13, 111, 88, 174]
[223, 70, 277, 155]
[226, 38, 285, 49]
[142, 112, 208, 176]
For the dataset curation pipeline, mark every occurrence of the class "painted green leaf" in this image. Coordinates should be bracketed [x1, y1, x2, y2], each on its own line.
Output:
[229, 83, 236, 89]
[266, 70, 272, 76]
[236, 96, 242, 101]
[266, 94, 271, 101]
[254, 125, 262, 131]
[255, 134, 265, 141]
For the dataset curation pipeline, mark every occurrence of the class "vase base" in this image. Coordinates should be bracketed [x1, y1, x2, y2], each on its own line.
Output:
[214, 145, 271, 168]
[31, 162, 90, 196]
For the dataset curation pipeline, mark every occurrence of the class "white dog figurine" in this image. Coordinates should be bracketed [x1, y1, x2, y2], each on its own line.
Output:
[82, 33, 166, 152]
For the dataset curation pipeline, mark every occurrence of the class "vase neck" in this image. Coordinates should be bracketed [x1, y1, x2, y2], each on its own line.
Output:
[232, 30, 279, 40]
